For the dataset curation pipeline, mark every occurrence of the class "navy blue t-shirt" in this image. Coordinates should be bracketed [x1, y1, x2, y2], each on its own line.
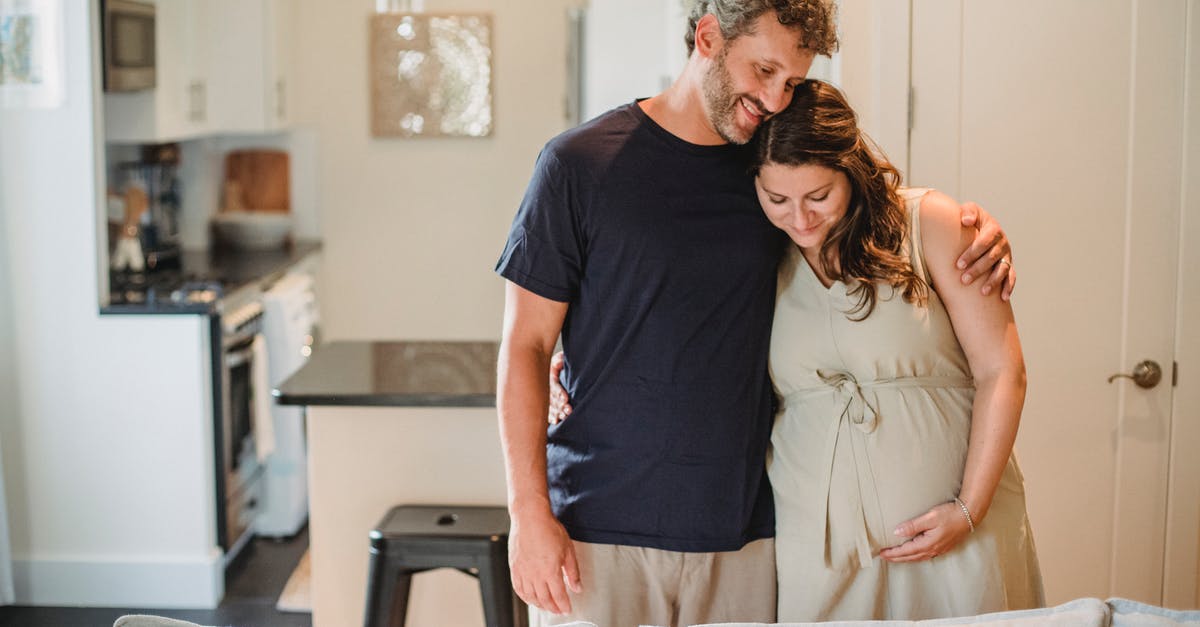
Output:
[495, 102, 787, 552]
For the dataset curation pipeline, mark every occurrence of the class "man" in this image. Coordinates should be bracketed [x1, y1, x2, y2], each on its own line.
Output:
[494, 2, 1015, 625]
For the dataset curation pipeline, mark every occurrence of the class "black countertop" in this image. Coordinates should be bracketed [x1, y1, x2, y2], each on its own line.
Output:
[274, 340, 499, 407]
[101, 239, 322, 315]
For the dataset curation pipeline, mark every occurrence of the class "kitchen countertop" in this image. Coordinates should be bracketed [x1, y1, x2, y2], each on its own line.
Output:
[274, 340, 499, 407]
[101, 239, 322, 315]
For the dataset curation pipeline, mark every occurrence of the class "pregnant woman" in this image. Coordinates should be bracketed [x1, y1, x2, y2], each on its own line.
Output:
[757, 80, 1043, 620]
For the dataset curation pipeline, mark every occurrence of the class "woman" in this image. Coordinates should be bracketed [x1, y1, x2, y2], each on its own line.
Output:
[757, 79, 1043, 620]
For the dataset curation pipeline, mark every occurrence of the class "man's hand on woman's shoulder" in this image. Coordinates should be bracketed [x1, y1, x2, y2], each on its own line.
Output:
[954, 199, 1016, 301]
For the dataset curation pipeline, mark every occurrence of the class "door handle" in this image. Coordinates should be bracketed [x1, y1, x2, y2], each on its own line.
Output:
[1107, 360, 1163, 389]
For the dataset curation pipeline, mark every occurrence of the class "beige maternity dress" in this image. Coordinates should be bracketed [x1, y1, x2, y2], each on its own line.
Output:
[768, 189, 1044, 621]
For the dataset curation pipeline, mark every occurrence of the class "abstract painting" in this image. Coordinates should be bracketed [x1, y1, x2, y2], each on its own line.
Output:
[369, 12, 493, 138]
[0, 0, 61, 108]
[0, 12, 38, 85]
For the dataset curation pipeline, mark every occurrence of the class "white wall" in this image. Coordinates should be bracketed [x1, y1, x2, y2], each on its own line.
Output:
[0, 1, 222, 608]
[582, 0, 677, 120]
[834, 0, 911, 173]
[291, 0, 580, 341]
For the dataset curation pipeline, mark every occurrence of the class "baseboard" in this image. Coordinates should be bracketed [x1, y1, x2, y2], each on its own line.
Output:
[12, 549, 225, 609]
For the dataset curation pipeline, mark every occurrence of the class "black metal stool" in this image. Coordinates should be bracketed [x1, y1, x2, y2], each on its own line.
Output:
[363, 505, 526, 627]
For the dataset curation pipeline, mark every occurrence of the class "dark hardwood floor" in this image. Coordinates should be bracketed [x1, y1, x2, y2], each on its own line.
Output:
[0, 528, 312, 627]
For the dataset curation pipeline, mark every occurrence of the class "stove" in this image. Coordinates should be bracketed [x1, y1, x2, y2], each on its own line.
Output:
[109, 269, 225, 308]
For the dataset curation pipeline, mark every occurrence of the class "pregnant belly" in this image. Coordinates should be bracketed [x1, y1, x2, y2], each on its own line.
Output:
[769, 386, 973, 563]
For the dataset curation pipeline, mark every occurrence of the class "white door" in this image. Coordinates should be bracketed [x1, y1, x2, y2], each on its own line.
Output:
[907, 0, 1199, 607]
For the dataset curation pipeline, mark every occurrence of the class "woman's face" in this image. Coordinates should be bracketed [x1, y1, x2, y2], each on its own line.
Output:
[755, 163, 853, 250]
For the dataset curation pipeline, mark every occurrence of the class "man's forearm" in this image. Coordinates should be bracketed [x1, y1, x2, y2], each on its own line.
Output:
[497, 340, 556, 518]
[495, 282, 577, 613]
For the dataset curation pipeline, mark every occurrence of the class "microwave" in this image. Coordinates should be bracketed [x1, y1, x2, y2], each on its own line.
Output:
[103, 0, 156, 92]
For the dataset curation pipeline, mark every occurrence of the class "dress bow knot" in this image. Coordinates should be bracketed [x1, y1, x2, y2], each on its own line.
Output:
[817, 370, 879, 434]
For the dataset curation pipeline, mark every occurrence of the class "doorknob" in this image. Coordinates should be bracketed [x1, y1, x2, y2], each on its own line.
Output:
[1107, 360, 1163, 389]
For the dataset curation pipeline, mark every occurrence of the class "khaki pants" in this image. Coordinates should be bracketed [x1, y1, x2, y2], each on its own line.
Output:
[530, 538, 776, 627]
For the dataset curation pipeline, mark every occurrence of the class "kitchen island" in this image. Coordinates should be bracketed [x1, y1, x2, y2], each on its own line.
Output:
[276, 340, 508, 627]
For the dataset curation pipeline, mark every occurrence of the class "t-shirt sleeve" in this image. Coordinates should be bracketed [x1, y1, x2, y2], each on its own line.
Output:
[494, 148, 585, 303]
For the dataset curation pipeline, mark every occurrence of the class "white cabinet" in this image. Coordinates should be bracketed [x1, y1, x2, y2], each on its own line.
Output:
[105, 0, 213, 143]
[207, 0, 296, 133]
[104, 0, 295, 143]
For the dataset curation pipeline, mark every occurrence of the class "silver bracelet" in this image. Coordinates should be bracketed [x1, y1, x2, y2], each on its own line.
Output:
[954, 497, 976, 533]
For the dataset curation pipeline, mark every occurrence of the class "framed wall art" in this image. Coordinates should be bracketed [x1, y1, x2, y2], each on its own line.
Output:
[369, 12, 494, 138]
[0, 0, 63, 109]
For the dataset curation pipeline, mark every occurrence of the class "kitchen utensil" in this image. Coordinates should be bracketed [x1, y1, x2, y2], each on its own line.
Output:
[111, 184, 149, 271]
[223, 150, 290, 213]
[222, 180, 247, 213]
[212, 211, 294, 250]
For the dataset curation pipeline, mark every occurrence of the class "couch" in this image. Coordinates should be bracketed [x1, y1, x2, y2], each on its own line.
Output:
[562, 598, 1200, 627]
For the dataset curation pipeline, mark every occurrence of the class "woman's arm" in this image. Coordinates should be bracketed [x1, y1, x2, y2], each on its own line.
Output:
[880, 190, 1026, 562]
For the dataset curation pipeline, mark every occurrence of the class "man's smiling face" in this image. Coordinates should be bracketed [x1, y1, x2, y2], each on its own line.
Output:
[701, 11, 816, 144]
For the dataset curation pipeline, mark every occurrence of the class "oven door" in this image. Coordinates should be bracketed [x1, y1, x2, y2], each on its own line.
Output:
[103, 0, 156, 92]
[222, 334, 263, 554]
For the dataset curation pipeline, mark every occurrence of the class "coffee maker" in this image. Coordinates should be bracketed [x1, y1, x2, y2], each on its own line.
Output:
[112, 143, 182, 270]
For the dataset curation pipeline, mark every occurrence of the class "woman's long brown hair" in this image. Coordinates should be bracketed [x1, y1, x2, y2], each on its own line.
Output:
[752, 79, 928, 320]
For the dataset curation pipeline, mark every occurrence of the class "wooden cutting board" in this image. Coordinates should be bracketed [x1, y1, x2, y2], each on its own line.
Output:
[223, 150, 290, 213]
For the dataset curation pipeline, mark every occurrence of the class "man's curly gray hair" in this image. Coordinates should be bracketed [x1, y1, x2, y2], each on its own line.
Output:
[683, 0, 839, 57]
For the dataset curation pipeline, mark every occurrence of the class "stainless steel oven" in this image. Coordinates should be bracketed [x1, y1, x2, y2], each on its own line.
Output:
[214, 301, 265, 563]
[103, 0, 156, 92]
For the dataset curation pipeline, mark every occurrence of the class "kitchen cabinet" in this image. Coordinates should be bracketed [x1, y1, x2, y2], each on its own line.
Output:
[207, 0, 296, 133]
[104, 0, 295, 143]
[105, 0, 213, 143]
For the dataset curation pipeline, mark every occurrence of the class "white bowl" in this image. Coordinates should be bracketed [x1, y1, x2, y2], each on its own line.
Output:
[212, 211, 293, 250]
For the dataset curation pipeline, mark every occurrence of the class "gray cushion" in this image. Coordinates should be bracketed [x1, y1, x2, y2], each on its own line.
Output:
[1108, 598, 1200, 626]
[113, 615, 212, 627]
[689, 597, 1111, 627]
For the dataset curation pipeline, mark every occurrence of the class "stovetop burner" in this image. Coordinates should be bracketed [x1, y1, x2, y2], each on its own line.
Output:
[109, 269, 225, 308]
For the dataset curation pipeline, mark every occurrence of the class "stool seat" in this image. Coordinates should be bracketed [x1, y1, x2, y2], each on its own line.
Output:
[371, 505, 512, 541]
[364, 504, 526, 627]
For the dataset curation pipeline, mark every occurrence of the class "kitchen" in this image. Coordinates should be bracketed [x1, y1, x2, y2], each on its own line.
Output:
[1, 1, 1200, 627]
[0, 0, 589, 624]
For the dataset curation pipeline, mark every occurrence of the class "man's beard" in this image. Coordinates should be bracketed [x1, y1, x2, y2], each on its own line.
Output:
[701, 49, 762, 145]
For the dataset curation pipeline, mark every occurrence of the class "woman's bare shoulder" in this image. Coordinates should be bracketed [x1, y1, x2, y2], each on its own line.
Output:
[918, 190, 971, 251]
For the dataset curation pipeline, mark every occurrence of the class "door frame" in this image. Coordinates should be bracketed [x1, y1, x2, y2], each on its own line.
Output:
[1163, 0, 1200, 609]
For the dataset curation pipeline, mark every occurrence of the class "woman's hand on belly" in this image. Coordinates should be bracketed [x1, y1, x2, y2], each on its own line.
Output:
[878, 501, 972, 562]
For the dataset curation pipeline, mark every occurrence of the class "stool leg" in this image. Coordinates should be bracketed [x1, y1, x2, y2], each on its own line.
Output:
[364, 551, 413, 627]
[478, 546, 524, 627]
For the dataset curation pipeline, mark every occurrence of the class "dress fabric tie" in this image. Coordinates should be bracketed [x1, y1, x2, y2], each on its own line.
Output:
[782, 371, 973, 570]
